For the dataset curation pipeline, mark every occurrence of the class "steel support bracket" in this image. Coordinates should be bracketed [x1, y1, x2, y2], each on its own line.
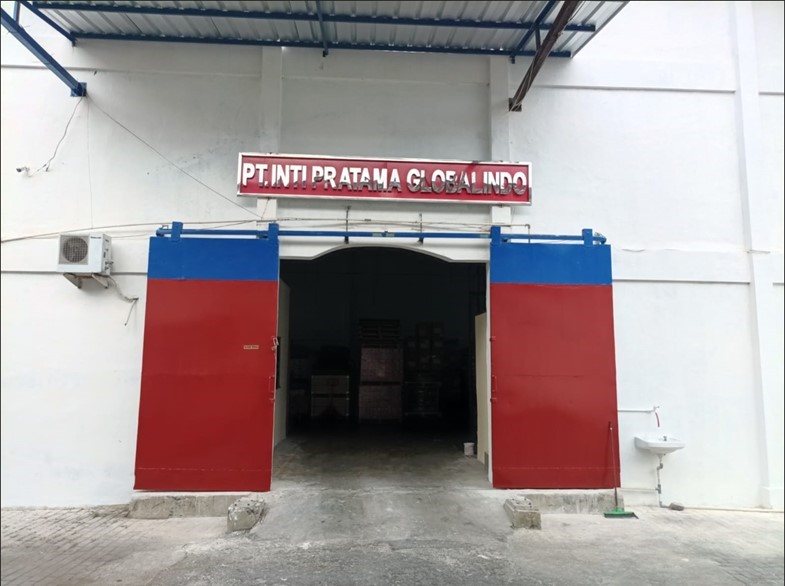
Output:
[20, 0, 76, 44]
[314, 0, 330, 57]
[509, 0, 557, 62]
[63, 273, 83, 289]
[509, 1, 579, 111]
[91, 274, 109, 288]
[1, 7, 85, 96]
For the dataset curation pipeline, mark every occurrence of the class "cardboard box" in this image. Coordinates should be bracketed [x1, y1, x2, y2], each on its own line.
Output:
[360, 348, 402, 382]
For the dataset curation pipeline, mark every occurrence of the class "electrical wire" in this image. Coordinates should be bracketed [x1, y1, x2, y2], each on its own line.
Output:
[1, 215, 533, 244]
[1, 220, 260, 244]
[123, 301, 138, 327]
[273, 216, 533, 228]
[107, 276, 139, 327]
[258, 198, 272, 219]
[87, 99, 94, 228]
[32, 97, 84, 174]
[87, 96, 261, 221]
[111, 220, 255, 240]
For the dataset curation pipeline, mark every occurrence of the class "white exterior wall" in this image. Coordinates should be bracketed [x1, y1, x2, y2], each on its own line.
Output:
[1, 1, 782, 508]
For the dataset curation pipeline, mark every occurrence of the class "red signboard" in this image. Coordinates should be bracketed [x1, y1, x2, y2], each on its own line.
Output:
[238, 153, 531, 205]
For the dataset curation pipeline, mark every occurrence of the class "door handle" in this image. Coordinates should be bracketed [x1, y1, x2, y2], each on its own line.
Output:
[268, 375, 276, 403]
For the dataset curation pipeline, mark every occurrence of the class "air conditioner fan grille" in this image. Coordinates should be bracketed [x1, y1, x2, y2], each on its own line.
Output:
[62, 237, 89, 264]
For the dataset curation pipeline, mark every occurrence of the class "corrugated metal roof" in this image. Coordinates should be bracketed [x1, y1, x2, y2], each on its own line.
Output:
[30, 1, 627, 58]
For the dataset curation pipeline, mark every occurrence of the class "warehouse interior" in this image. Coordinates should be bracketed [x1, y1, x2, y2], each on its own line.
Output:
[275, 247, 488, 484]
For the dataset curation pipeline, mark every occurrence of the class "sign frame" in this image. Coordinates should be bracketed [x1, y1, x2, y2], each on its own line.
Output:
[237, 153, 533, 206]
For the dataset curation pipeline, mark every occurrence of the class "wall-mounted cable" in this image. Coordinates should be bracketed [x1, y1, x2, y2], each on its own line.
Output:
[106, 276, 139, 326]
[87, 97, 260, 221]
[36, 97, 84, 174]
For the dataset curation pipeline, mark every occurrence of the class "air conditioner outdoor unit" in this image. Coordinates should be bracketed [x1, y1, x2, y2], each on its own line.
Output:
[57, 233, 112, 276]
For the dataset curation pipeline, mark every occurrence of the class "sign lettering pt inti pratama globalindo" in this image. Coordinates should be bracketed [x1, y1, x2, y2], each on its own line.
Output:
[238, 154, 531, 205]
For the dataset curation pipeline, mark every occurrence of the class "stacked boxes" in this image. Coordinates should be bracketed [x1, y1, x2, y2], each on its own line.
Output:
[358, 384, 402, 420]
[360, 347, 403, 382]
[416, 322, 444, 371]
[358, 320, 402, 421]
[403, 322, 444, 417]
[310, 375, 350, 419]
[288, 356, 311, 423]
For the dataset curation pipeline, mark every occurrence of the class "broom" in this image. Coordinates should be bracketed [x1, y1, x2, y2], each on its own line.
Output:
[604, 421, 637, 519]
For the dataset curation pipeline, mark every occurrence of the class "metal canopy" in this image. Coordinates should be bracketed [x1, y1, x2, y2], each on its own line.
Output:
[6, 1, 626, 101]
[28, 0, 626, 59]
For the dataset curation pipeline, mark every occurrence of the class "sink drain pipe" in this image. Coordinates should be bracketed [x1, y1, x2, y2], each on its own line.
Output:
[655, 455, 684, 510]
[656, 455, 665, 507]
[622, 455, 683, 510]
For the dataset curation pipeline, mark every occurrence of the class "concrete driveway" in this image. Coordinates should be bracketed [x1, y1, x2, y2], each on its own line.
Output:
[2, 489, 782, 586]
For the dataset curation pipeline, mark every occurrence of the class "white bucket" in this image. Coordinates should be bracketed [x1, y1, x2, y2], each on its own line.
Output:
[463, 442, 475, 456]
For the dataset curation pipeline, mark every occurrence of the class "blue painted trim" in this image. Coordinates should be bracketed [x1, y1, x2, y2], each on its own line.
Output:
[490, 226, 502, 246]
[149, 222, 610, 284]
[156, 228, 268, 237]
[281, 230, 489, 239]
[314, 0, 329, 57]
[148, 236, 279, 281]
[154, 224, 607, 244]
[491, 241, 612, 285]
[156, 227, 488, 239]
[13, 1, 20, 21]
[31, 2, 595, 32]
[71, 32, 571, 58]
[510, 0, 557, 59]
[19, 0, 75, 44]
[1, 8, 85, 96]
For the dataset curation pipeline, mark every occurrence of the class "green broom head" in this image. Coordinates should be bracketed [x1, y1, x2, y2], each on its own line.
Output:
[604, 508, 637, 519]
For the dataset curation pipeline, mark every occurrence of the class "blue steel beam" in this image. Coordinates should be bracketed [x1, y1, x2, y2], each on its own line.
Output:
[314, 0, 329, 57]
[510, 0, 580, 110]
[19, 0, 75, 44]
[510, 0, 558, 60]
[0, 8, 86, 96]
[71, 31, 571, 58]
[30, 2, 595, 33]
[154, 225, 607, 244]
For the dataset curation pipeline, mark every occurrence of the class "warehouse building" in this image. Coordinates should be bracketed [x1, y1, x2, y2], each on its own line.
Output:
[1, 1, 783, 510]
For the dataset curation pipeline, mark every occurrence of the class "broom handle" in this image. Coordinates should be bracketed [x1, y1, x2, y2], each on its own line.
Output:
[609, 421, 620, 506]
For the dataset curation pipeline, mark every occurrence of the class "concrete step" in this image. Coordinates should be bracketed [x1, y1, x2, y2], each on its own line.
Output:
[129, 491, 250, 519]
[507, 489, 623, 513]
[128, 488, 622, 519]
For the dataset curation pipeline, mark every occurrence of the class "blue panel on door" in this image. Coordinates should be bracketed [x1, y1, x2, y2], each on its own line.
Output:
[490, 242, 612, 285]
[147, 236, 279, 281]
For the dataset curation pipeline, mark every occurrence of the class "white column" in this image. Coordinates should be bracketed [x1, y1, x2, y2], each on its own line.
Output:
[489, 56, 511, 161]
[488, 56, 512, 227]
[257, 47, 283, 221]
[731, 1, 784, 509]
[485, 55, 516, 484]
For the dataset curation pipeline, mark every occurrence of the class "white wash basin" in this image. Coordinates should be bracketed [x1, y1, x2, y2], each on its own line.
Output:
[634, 435, 685, 455]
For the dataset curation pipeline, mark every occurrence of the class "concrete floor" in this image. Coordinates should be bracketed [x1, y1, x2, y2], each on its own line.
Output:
[4, 501, 781, 585]
[272, 426, 490, 490]
[0, 507, 225, 585]
[2, 432, 783, 585]
[170, 504, 784, 586]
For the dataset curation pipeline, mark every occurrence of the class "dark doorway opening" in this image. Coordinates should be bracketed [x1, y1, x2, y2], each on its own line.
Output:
[275, 247, 487, 487]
